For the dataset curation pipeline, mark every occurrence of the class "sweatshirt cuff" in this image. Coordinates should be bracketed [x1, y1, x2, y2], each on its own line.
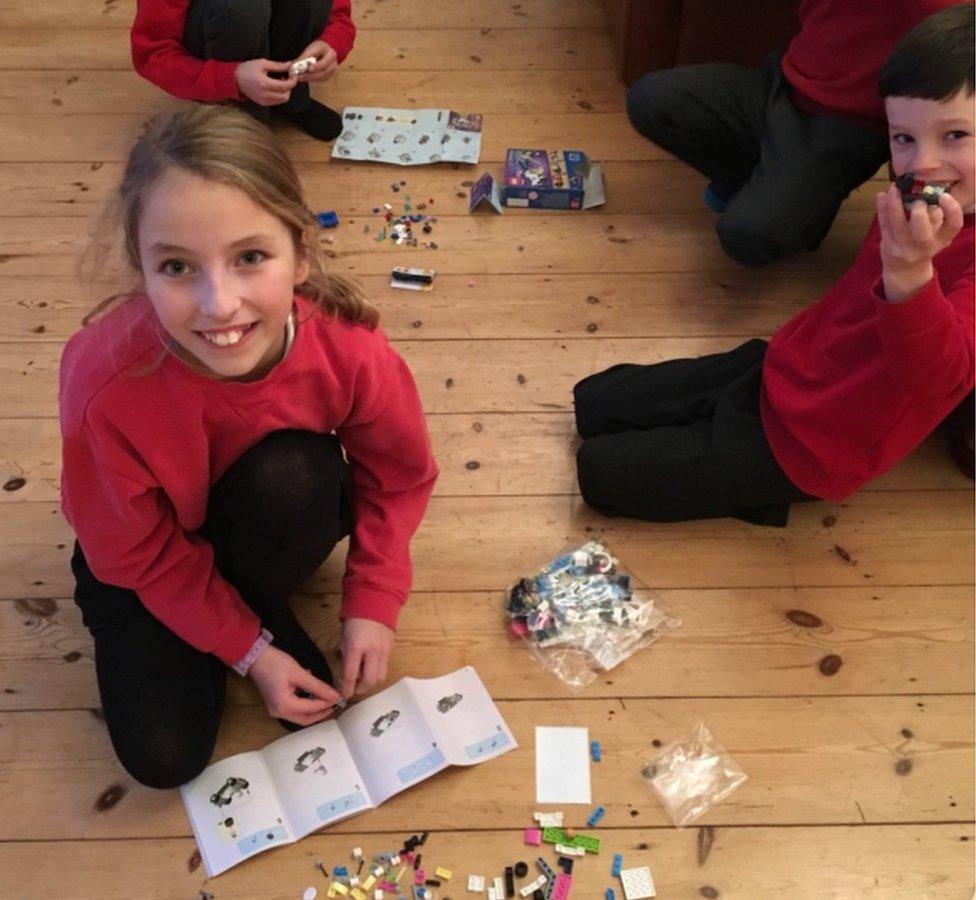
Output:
[212, 60, 242, 100]
[873, 275, 947, 332]
[232, 627, 274, 676]
[211, 611, 262, 667]
[340, 585, 405, 630]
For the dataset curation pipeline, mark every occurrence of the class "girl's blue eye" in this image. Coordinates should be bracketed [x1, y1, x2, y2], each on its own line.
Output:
[160, 259, 189, 276]
[239, 250, 266, 266]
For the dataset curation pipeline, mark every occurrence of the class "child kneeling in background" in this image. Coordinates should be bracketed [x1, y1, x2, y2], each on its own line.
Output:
[131, 0, 355, 140]
[575, 4, 974, 526]
[60, 105, 437, 788]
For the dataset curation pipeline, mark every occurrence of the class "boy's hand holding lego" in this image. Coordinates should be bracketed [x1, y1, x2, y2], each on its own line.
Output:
[340, 616, 395, 699]
[234, 59, 299, 106]
[293, 40, 340, 84]
[877, 184, 965, 303]
[249, 644, 343, 726]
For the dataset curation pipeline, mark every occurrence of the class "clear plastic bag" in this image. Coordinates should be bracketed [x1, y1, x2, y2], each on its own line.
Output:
[504, 540, 679, 691]
[640, 721, 748, 827]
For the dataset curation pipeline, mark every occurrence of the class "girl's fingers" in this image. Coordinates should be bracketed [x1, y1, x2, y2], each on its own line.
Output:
[908, 199, 937, 244]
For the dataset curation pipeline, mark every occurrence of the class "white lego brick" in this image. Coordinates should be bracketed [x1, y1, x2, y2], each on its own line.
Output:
[468, 876, 486, 893]
[554, 844, 584, 857]
[494, 877, 505, 900]
[532, 812, 564, 827]
[520, 876, 547, 898]
[620, 867, 656, 900]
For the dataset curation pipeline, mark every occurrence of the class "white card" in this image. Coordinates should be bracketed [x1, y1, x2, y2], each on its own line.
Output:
[535, 726, 591, 804]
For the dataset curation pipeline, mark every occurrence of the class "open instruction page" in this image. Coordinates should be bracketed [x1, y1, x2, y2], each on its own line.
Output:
[181, 667, 513, 876]
[332, 107, 483, 165]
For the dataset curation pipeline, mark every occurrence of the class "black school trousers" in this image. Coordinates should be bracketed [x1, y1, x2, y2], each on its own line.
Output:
[72, 430, 353, 789]
[574, 339, 814, 527]
[182, 0, 333, 115]
[626, 52, 889, 266]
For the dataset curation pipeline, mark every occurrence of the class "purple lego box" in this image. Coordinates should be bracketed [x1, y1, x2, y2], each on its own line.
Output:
[503, 149, 605, 210]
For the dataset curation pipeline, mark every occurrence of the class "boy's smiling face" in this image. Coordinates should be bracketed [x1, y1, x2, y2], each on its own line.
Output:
[886, 89, 976, 213]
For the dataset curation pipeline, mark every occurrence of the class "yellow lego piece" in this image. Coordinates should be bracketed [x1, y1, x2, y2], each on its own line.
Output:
[363, 876, 377, 891]
[334, 883, 350, 896]
[435, 868, 452, 881]
[327, 885, 339, 899]
[351, 889, 367, 900]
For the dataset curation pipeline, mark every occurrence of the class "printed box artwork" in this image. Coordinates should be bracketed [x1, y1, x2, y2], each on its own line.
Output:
[503, 149, 606, 210]
[181, 667, 515, 876]
[333, 108, 483, 166]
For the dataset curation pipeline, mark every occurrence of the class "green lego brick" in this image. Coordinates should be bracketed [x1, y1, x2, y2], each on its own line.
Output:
[540, 827, 601, 852]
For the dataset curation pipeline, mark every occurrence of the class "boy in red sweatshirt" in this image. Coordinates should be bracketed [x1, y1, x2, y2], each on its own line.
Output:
[131, 0, 355, 140]
[576, 5, 974, 525]
[626, 0, 964, 266]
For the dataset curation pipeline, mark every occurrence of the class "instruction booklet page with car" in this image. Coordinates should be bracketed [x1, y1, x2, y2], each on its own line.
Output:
[181, 666, 515, 876]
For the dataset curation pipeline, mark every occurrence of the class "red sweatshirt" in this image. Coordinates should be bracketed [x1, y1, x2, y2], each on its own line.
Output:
[761, 215, 975, 501]
[59, 295, 437, 667]
[781, 0, 957, 125]
[131, 0, 356, 102]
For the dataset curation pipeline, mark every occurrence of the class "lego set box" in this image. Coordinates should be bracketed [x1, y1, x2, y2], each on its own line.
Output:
[503, 149, 606, 210]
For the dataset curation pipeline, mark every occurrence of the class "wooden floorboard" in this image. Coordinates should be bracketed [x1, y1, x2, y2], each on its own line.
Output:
[0, 0, 972, 897]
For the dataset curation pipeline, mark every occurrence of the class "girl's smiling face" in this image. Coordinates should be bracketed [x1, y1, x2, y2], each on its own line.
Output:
[886, 89, 976, 213]
[137, 168, 309, 381]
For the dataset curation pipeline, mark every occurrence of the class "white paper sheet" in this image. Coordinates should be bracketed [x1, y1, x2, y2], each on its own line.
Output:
[535, 726, 591, 804]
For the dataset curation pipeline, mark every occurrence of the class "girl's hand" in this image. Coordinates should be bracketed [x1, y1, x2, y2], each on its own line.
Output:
[249, 645, 342, 726]
[293, 40, 340, 83]
[234, 58, 298, 106]
[339, 617, 395, 698]
[877, 185, 965, 302]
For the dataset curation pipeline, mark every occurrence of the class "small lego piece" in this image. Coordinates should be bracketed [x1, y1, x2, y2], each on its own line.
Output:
[590, 741, 602, 762]
[895, 172, 949, 208]
[413, 855, 423, 871]
[426, 880, 442, 888]
[317, 860, 330, 880]
[611, 855, 623, 878]
[533, 812, 564, 827]
[468, 876, 486, 893]
[335, 867, 350, 878]
[436, 869, 452, 881]
[619, 868, 655, 900]
[535, 859, 555, 883]
[505, 867, 515, 898]
[415, 871, 426, 887]
[419, 831, 430, 844]
[605, 891, 615, 900]
[554, 845, 584, 859]
[334, 884, 350, 896]
[587, 806, 606, 828]
[351, 889, 367, 900]
[380, 882, 397, 893]
[488, 888, 497, 900]
[351, 877, 361, 888]
[493, 877, 505, 900]
[316, 211, 340, 228]
[375, 892, 385, 900]
[532, 893, 544, 900]
[392, 856, 402, 867]
[363, 876, 377, 891]
[557, 859, 573, 875]
[305, 888, 319, 900]
[354, 848, 364, 860]
[542, 828, 601, 853]
[549, 875, 571, 900]
[524, 829, 542, 846]
[514, 862, 529, 879]
[519, 877, 546, 898]
[289, 55, 318, 76]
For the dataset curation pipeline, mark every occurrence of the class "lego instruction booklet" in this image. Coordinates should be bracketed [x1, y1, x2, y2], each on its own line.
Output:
[181, 667, 515, 877]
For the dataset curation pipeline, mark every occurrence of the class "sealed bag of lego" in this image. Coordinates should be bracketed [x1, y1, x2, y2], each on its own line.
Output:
[504, 540, 679, 691]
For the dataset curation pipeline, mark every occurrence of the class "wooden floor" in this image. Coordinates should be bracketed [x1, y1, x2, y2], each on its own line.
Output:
[1, 1, 974, 897]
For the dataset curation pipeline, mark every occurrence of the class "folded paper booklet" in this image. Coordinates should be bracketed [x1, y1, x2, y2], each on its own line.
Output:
[181, 666, 515, 876]
[332, 107, 483, 166]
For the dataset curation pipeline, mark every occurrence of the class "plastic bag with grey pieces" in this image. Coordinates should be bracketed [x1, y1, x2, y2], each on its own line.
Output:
[503, 540, 679, 691]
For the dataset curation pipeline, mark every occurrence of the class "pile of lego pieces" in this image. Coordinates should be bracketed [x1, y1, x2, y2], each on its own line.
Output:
[370, 182, 439, 249]
[505, 542, 655, 655]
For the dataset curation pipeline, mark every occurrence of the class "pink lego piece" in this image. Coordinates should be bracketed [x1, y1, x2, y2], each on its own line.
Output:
[551, 875, 572, 900]
[379, 881, 397, 893]
[405, 852, 415, 863]
[415, 870, 426, 886]
[509, 621, 529, 637]
[524, 828, 542, 846]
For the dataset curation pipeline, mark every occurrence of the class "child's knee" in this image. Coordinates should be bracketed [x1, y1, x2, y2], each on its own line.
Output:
[626, 72, 680, 138]
[716, 203, 799, 266]
[117, 737, 211, 790]
[576, 439, 619, 514]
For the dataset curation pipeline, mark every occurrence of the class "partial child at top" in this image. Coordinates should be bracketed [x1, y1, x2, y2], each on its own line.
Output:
[131, 0, 355, 140]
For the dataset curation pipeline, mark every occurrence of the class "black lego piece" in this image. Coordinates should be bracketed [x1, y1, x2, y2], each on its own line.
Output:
[514, 862, 529, 879]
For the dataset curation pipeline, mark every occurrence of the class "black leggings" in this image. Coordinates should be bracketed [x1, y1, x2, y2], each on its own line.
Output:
[182, 0, 333, 115]
[574, 339, 813, 527]
[72, 430, 353, 789]
[626, 52, 888, 265]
